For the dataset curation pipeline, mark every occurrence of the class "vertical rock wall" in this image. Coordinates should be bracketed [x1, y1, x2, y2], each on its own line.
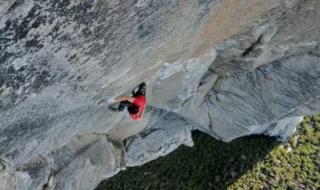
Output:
[0, 0, 319, 189]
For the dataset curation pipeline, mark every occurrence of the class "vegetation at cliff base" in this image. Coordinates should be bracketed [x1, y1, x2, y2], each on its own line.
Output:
[96, 115, 320, 190]
[229, 115, 320, 190]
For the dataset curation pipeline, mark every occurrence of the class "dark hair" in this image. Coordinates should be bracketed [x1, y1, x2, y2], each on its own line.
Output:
[128, 105, 139, 114]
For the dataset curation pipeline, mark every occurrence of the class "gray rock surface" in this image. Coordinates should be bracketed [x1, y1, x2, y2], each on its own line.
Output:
[0, 0, 319, 189]
[125, 109, 193, 167]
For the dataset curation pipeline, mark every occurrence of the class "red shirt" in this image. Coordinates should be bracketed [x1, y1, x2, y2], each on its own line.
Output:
[130, 95, 147, 121]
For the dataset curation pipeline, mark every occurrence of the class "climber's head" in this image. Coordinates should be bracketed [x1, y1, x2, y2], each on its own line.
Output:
[128, 104, 139, 115]
[139, 82, 146, 91]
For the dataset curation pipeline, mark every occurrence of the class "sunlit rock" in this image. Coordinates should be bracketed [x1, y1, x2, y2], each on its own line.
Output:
[0, 0, 319, 189]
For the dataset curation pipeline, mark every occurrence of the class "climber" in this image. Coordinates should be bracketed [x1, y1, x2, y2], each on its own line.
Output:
[108, 82, 147, 121]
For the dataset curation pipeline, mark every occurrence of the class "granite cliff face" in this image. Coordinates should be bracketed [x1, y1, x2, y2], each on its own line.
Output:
[0, 0, 319, 189]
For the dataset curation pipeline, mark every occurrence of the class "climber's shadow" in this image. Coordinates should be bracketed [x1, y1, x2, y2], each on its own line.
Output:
[96, 130, 280, 190]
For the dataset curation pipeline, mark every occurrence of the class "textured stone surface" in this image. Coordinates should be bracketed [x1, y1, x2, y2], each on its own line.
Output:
[0, 0, 319, 189]
[125, 109, 193, 167]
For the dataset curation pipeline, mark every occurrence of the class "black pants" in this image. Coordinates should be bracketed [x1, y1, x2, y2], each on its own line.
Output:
[117, 82, 146, 111]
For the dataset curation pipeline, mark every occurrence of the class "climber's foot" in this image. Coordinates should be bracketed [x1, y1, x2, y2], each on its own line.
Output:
[108, 106, 118, 112]
[96, 99, 105, 106]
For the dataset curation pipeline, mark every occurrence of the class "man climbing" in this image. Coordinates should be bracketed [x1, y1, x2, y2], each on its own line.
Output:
[108, 82, 147, 121]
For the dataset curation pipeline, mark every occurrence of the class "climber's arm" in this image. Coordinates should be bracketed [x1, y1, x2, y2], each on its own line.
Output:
[114, 96, 134, 103]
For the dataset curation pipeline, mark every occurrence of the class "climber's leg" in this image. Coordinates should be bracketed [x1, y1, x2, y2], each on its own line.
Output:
[109, 101, 131, 112]
[118, 101, 131, 111]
